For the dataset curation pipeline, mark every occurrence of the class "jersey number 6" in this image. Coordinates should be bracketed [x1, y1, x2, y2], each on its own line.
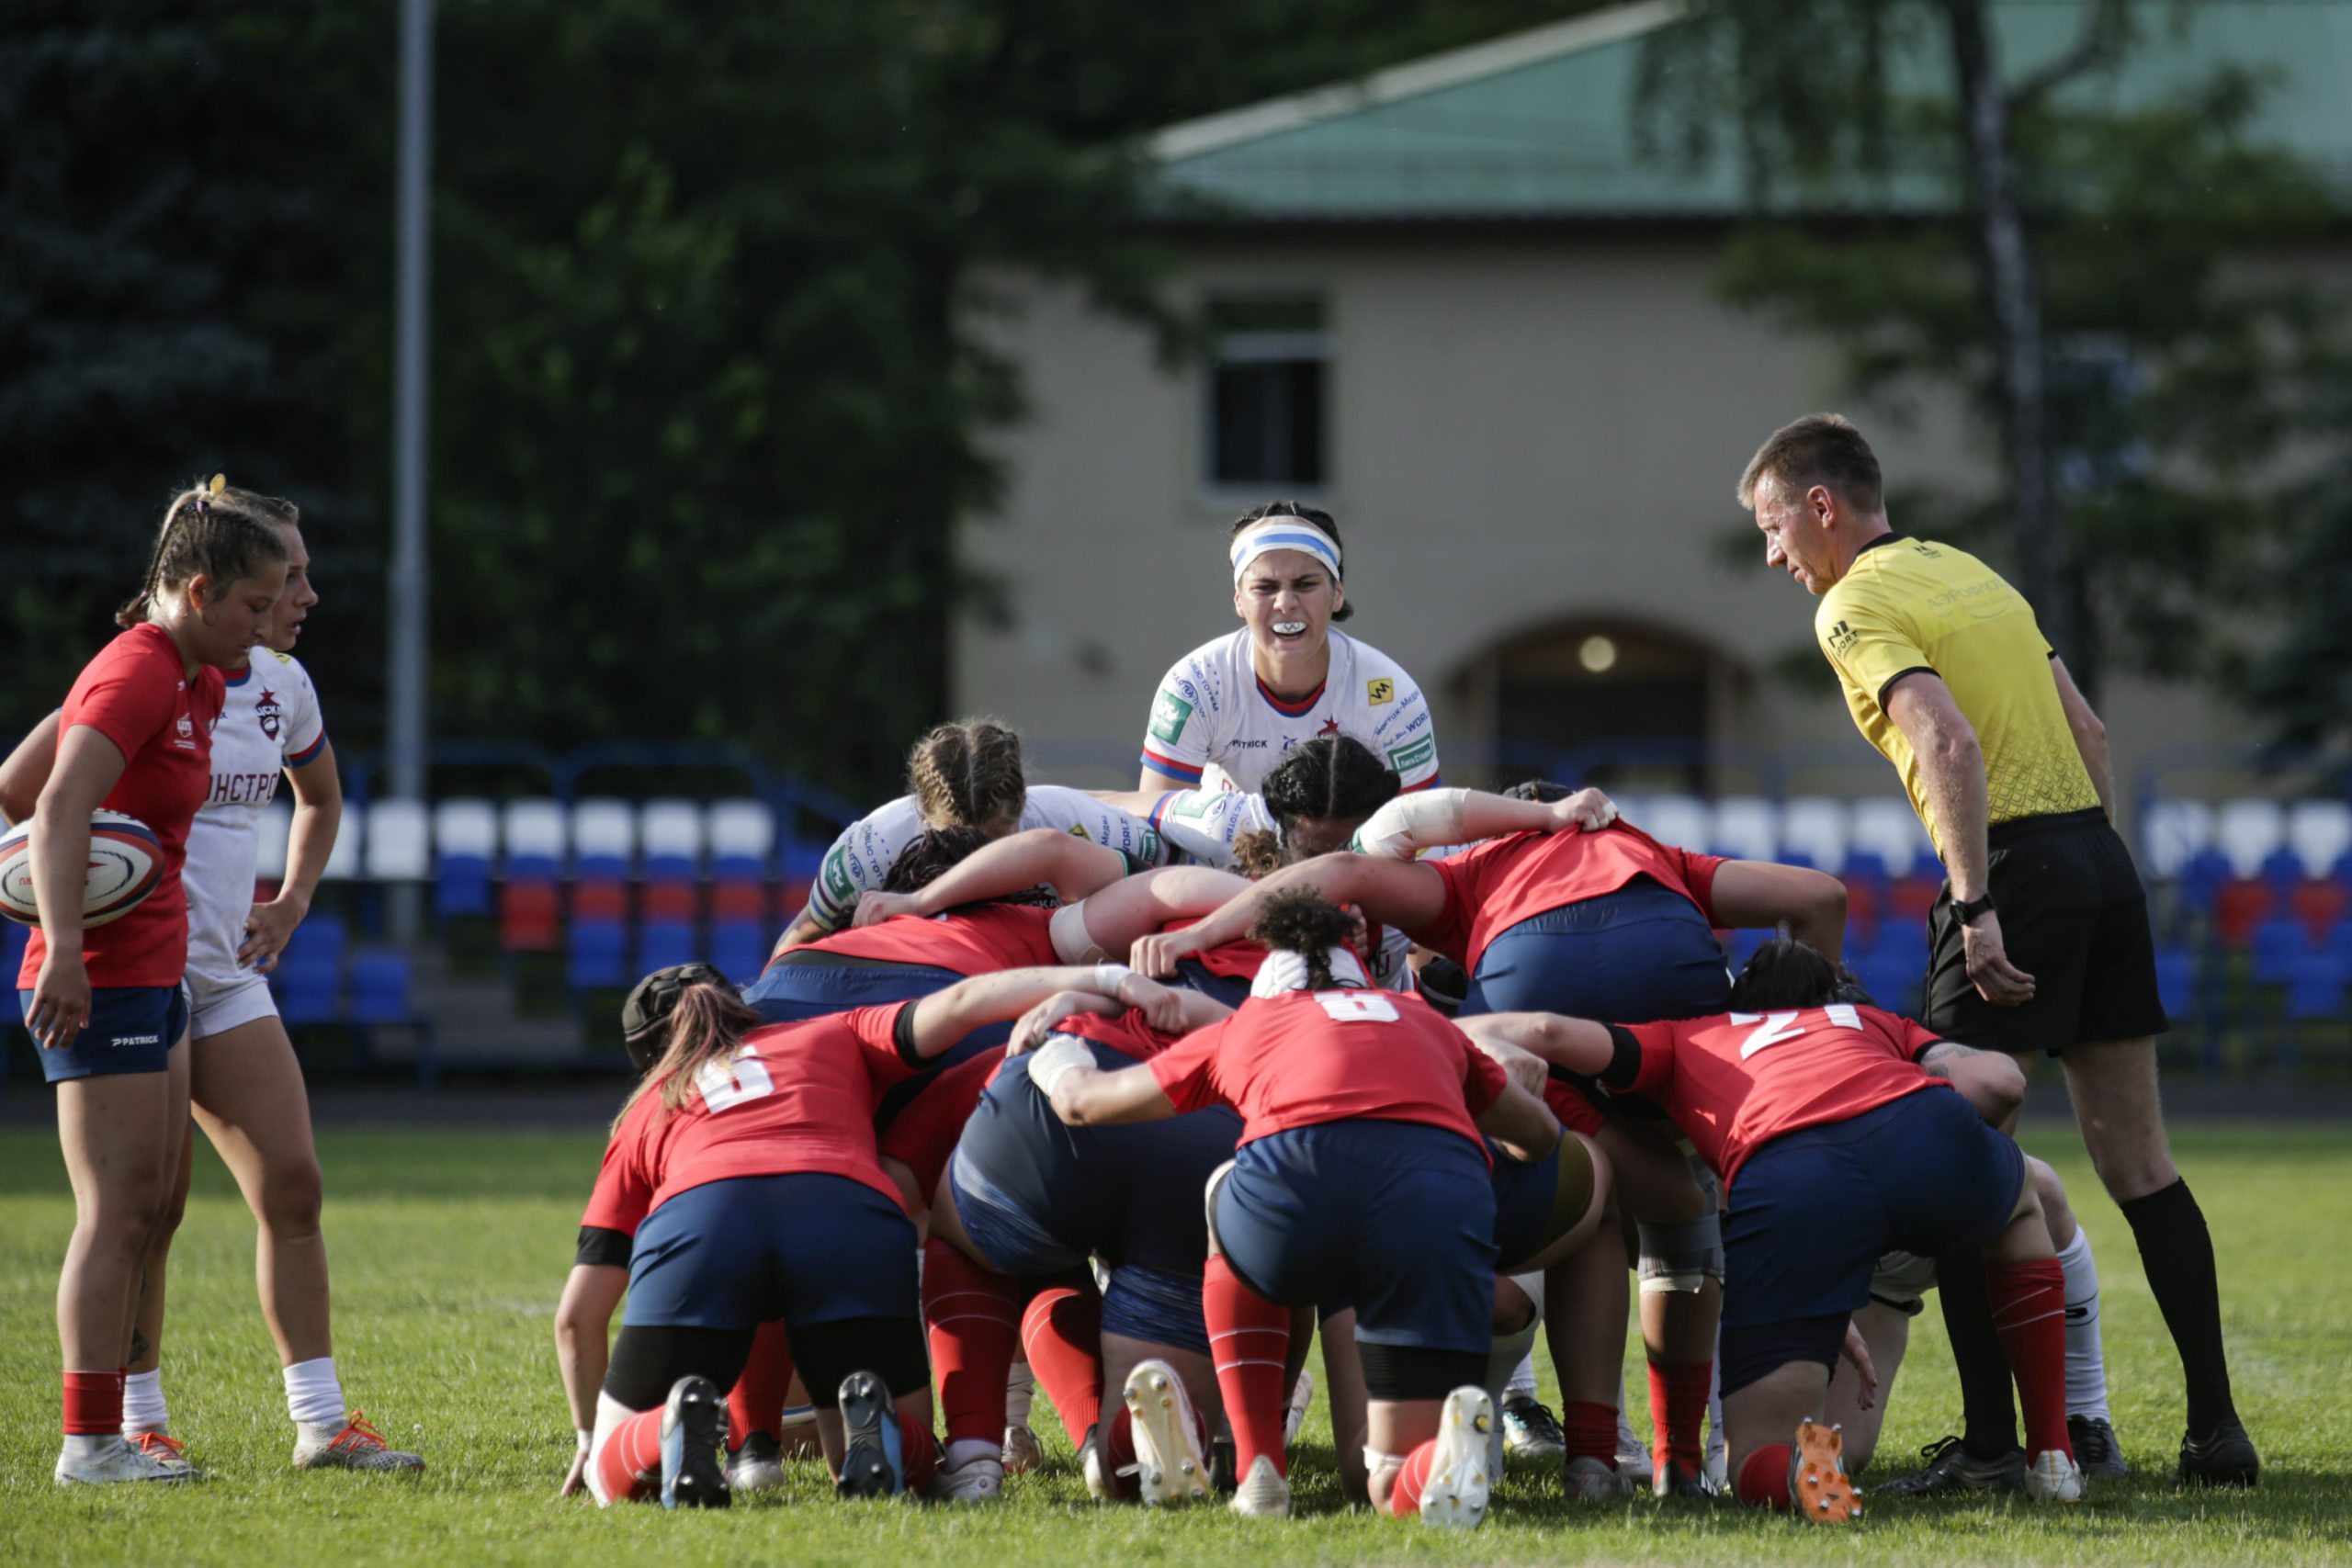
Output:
[695, 1049, 775, 1111]
[1315, 991, 1400, 1024]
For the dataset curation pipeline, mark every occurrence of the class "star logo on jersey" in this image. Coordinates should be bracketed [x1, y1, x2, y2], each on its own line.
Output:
[1318, 716, 1341, 737]
[254, 687, 283, 740]
[1366, 678, 1394, 705]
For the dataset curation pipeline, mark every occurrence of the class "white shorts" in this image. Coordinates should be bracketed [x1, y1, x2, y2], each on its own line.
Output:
[186, 964, 280, 1041]
[1869, 1250, 1939, 1317]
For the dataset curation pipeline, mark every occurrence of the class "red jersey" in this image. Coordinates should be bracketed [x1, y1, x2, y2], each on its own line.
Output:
[1541, 1074, 1607, 1138]
[1148, 988, 1509, 1156]
[876, 1044, 1006, 1204]
[1612, 1004, 1946, 1190]
[19, 626, 225, 988]
[764, 904, 1058, 978]
[581, 1003, 919, 1235]
[1037, 1007, 1186, 1065]
[1406, 823, 1728, 974]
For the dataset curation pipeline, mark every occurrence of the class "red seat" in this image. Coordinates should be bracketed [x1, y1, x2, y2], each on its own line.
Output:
[499, 881, 562, 951]
[1887, 874, 1940, 923]
[2213, 878, 2274, 949]
[712, 880, 770, 924]
[642, 879, 699, 924]
[572, 879, 628, 924]
[2290, 878, 2347, 941]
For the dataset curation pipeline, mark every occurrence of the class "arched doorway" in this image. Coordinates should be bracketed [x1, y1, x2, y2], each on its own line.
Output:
[1451, 617, 1739, 791]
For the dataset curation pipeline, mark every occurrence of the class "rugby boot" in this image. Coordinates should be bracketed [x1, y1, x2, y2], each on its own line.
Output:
[55, 1434, 194, 1485]
[1790, 1419, 1862, 1524]
[1122, 1359, 1209, 1506]
[128, 1430, 204, 1482]
[1079, 1423, 1116, 1501]
[292, 1410, 425, 1472]
[1415, 1387, 1493, 1530]
[726, 1430, 786, 1494]
[1653, 1458, 1716, 1499]
[1879, 1433, 2025, 1495]
[2068, 1414, 2130, 1478]
[1501, 1394, 1567, 1462]
[2025, 1447, 2086, 1503]
[929, 1453, 1005, 1504]
[835, 1371, 908, 1496]
[1229, 1451, 1290, 1518]
[2178, 1416, 2259, 1488]
[1565, 1454, 1636, 1499]
[657, 1377, 729, 1509]
[1206, 1434, 1237, 1495]
[1001, 1422, 1044, 1475]
[1615, 1404, 1656, 1483]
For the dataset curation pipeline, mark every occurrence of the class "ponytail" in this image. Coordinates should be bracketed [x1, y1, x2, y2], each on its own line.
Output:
[612, 981, 762, 1131]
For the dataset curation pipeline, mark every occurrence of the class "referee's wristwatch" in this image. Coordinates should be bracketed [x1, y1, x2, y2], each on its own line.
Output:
[1953, 891, 1997, 927]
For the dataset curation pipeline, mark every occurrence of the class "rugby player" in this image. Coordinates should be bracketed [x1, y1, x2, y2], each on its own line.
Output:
[1741, 413, 2253, 1488]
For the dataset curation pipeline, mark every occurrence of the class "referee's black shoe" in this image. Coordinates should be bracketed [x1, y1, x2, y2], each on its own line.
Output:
[1879, 1434, 2025, 1495]
[2068, 1415, 2129, 1478]
[2177, 1416, 2259, 1488]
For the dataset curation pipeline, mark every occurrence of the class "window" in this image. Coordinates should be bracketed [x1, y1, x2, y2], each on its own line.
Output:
[1204, 297, 1329, 490]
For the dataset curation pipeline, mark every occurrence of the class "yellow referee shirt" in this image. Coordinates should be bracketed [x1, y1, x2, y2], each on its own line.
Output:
[1815, 535, 2098, 861]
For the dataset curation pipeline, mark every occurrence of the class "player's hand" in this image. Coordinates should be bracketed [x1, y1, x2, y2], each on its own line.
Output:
[558, 1444, 591, 1498]
[1011, 990, 1116, 1053]
[1474, 1039, 1548, 1097]
[1549, 788, 1619, 833]
[237, 893, 309, 971]
[852, 891, 921, 929]
[1115, 972, 1188, 1034]
[1838, 1319, 1879, 1410]
[1128, 928, 1202, 977]
[27, 951, 92, 1051]
[1960, 909, 2035, 1007]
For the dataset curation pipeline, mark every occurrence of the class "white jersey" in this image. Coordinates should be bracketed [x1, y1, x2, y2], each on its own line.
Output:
[182, 649, 327, 981]
[807, 784, 1170, 933]
[1138, 628, 1439, 796]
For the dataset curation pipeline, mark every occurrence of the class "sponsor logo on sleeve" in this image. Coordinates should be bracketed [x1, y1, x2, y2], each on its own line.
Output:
[1149, 690, 1193, 746]
[1386, 734, 1437, 776]
[1171, 793, 1212, 820]
[1826, 619, 1860, 656]
[821, 846, 855, 907]
[1367, 678, 1394, 705]
[1068, 823, 1090, 840]
[1139, 826, 1164, 863]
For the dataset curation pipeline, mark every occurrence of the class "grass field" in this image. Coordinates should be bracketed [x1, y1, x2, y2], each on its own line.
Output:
[1, 1119, 2346, 1566]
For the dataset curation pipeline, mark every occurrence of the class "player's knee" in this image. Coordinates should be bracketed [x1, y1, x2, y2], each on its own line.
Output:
[1637, 1213, 1724, 1297]
[2081, 1122, 2176, 1203]
[2027, 1156, 2075, 1242]
[1492, 1276, 1536, 1334]
[260, 1155, 325, 1236]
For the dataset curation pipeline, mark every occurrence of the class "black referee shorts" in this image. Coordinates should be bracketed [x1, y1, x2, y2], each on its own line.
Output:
[1922, 808, 2168, 1057]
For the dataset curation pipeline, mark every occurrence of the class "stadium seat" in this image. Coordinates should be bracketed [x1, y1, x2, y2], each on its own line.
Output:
[433, 798, 499, 919]
[1849, 950, 1921, 1016]
[572, 797, 636, 881]
[638, 919, 699, 975]
[2250, 915, 2310, 987]
[275, 915, 348, 1025]
[2288, 799, 2352, 880]
[2259, 845, 2304, 893]
[571, 880, 628, 923]
[641, 879, 699, 923]
[1849, 799, 1932, 879]
[348, 950, 416, 1024]
[363, 798, 432, 881]
[711, 919, 770, 983]
[566, 920, 629, 988]
[1720, 926, 1769, 971]
[707, 799, 775, 880]
[1778, 797, 1848, 874]
[503, 798, 568, 881]
[639, 798, 705, 881]
[2140, 798, 2214, 881]
[254, 799, 294, 882]
[2289, 877, 2348, 940]
[2215, 799, 2285, 879]
[1638, 794, 1710, 855]
[712, 880, 770, 924]
[779, 843, 826, 914]
[499, 880, 562, 952]
[2153, 945, 2199, 1021]
[2214, 878, 2274, 949]
[318, 802, 363, 881]
[1709, 796, 1779, 863]
[2283, 951, 2344, 1022]
[1887, 874, 1940, 924]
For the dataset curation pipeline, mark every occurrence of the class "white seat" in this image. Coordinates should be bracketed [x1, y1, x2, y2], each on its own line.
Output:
[707, 798, 775, 862]
[640, 798, 705, 863]
[433, 797, 498, 861]
[363, 798, 432, 880]
[2139, 799, 2213, 880]
[1779, 796, 1849, 871]
[320, 802, 363, 880]
[502, 798, 569, 864]
[1710, 795, 1779, 863]
[254, 800, 295, 881]
[571, 797, 637, 862]
[1849, 798, 1932, 877]
[2287, 799, 2352, 879]
[2214, 799, 2285, 878]
[1634, 793, 1710, 853]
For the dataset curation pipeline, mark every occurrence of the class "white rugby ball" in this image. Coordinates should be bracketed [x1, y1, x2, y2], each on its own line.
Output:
[0, 809, 165, 928]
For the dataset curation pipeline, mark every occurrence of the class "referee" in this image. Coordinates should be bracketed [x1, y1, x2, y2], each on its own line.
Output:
[1737, 414, 2256, 1490]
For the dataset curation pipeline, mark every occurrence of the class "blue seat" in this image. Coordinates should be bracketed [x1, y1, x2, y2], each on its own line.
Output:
[2177, 850, 2230, 920]
[711, 920, 769, 983]
[2250, 916, 2310, 987]
[273, 916, 347, 1022]
[434, 852, 494, 919]
[2154, 946, 2199, 1021]
[638, 920, 700, 976]
[348, 952, 415, 1024]
[1721, 928, 1770, 971]
[575, 852, 631, 883]
[2283, 951, 2344, 1021]
[566, 920, 629, 988]
[2260, 846, 2305, 893]
[643, 852, 698, 883]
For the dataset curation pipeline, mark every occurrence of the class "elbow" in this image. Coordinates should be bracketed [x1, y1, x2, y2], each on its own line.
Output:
[1806, 874, 1849, 931]
[2071, 711, 2107, 750]
[1929, 727, 1983, 771]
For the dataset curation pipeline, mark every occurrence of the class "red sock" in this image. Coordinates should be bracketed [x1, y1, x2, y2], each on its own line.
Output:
[896, 1411, 938, 1492]
[1559, 1399, 1618, 1467]
[1987, 1257, 2074, 1461]
[922, 1238, 1022, 1448]
[1387, 1437, 1439, 1517]
[1203, 1254, 1290, 1479]
[1021, 1276, 1104, 1445]
[1648, 1359, 1712, 1473]
[1736, 1441, 1793, 1509]
[595, 1407, 665, 1503]
[726, 1321, 795, 1450]
[62, 1371, 122, 1436]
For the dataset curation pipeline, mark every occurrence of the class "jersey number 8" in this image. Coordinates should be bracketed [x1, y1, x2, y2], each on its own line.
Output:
[1315, 991, 1400, 1024]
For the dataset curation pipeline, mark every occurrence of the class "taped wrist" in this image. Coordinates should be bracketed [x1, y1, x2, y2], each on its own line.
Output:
[1027, 1035, 1093, 1099]
[1353, 789, 1469, 861]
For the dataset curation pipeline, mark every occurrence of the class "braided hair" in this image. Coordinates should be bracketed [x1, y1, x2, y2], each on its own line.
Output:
[1246, 886, 1359, 990]
[117, 476, 295, 628]
[907, 718, 1026, 830]
[1230, 736, 1402, 876]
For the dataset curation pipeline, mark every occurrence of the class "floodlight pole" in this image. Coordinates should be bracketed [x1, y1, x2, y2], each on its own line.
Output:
[388, 0, 435, 940]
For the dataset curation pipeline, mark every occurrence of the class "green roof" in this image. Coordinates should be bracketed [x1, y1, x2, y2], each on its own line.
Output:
[1149, 0, 2352, 220]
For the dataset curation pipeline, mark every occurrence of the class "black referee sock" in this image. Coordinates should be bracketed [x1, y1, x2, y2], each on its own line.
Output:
[1934, 1247, 2019, 1458]
[2120, 1178, 2236, 1435]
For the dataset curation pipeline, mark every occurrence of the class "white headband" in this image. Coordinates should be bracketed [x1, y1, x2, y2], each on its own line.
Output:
[1250, 945, 1369, 998]
[1230, 517, 1343, 588]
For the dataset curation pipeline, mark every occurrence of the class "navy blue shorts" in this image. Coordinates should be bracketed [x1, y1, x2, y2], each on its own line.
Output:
[950, 1040, 1241, 1279]
[1102, 1262, 1211, 1357]
[1719, 1089, 2025, 1394]
[1462, 879, 1731, 1022]
[1171, 957, 1252, 1010]
[740, 959, 1007, 1123]
[623, 1172, 919, 1331]
[1215, 1120, 1497, 1356]
[21, 985, 187, 1084]
[1488, 1132, 1598, 1272]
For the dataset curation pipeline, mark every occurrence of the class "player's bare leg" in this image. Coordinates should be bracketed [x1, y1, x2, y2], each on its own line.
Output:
[1723, 1360, 1857, 1522]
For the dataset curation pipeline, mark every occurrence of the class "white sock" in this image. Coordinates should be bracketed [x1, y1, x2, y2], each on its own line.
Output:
[2057, 1225, 2112, 1422]
[122, 1369, 168, 1434]
[285, 1356, 346, 1431]
[1503, 1350, 1540, 1404]
[1706, 1335, 1725, 1466]
[945, 1437, 999, 1469]
[63, 1432, 121, 1460]
[1004, 1358, 1035, 1428]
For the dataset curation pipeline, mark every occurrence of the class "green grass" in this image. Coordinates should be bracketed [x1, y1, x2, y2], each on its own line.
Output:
[1, 1121, 2346, 1565]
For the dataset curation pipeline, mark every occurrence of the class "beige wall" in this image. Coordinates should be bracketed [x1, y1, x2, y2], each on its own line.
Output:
[955, 232, 2250, 820]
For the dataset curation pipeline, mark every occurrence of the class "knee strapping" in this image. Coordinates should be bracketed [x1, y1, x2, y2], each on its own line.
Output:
[1636, 1213, 1724, 1295]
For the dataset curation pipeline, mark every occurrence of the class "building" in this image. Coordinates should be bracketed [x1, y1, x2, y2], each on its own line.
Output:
[952, 0, 2352, 821]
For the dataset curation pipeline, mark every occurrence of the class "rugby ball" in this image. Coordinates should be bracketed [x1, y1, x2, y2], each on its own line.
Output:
[0, 809, 164, 928]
